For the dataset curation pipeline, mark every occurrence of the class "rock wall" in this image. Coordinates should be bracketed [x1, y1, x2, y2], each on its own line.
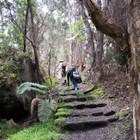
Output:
[0, 56, 37, 121]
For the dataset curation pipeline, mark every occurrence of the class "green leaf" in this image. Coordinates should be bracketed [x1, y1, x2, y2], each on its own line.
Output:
[17, 82, 48, 95]
[38, 99, 57, 122]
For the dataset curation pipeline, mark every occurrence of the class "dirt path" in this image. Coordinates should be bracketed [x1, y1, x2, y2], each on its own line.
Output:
[58, 84, 133, 140]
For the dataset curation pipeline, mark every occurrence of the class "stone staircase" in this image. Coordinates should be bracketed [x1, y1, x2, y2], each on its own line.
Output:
[58, 88, 118, 140]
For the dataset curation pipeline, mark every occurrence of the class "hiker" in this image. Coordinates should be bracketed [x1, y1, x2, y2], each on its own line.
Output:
[66, 64, 82, 95]
[56, 60, 67, 85]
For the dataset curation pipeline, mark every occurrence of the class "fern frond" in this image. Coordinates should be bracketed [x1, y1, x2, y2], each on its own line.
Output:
[17, 82, 48, 95]
[38, 99, 57, 122]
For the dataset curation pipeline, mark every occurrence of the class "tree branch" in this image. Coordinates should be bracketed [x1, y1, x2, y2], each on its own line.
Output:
[4, 0, 35, 49]
[83, 0, 129, 52]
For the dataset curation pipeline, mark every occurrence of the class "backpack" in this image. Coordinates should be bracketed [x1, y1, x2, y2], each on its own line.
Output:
[62, 63, 67, 69]
[61, 63, 67, 77]
[72, 71, 82, 83]
[66, 66, 74, 74]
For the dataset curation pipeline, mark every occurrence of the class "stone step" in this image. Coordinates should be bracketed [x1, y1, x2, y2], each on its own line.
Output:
[61, 101, 107, 110]
[63, 96, 90, 102]
[71, 108, 116, 117]
[65, 115, 117, 131]
[60, 92, 76, 96]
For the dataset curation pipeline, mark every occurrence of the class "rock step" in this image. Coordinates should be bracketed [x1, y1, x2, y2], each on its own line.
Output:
[63, 96, 91, 102]
[71, 108, 116, 117]
[65, 115, 117, 131]
[59, 92, 76, 96]
[61, 102, 107, 109]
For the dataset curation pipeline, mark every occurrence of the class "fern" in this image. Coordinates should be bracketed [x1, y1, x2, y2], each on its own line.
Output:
[38, 99, 57, 122]
[17, 82, 60, 122]
[17, 82, 48, 95]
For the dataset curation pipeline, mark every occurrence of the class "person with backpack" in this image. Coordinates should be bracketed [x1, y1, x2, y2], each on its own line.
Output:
[66, 64, 82, 95]
[56, 60, 67, 85]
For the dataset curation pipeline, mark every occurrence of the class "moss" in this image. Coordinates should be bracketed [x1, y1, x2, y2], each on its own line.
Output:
[59, 103, 75, 109]
[57, 96, 64, 104]
[16, 51, 29, 57]
[85, 86, 104, 99]
[54, 117, 67, 127]
[116, 108, 132, 120]
[0, 119, 23, 138]
[0, 60, 20, 86]
[7, 120, 64, 140]
[55, 108, 71, 118]
[124, 121, 133, 129]
[0, 50, 30, 86]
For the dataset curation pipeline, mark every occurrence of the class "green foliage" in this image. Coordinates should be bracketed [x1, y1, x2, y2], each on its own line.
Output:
[7, 120, 64, 140]
[70, 18, 86, 42]
[17, 82, 61, 122]
[59, 103, 75, 109]
[17, 82, 48, 95]
[0, 128, 22, 139]
[57, 96, 64, 104]
[59, 87, 69, 95]
[0, 119, 7, 130]
[38, 99, 57, 122]
[55, 108, 71, 118]
[0, 32, 9, 49]
[0, 119, 23, 138]
[112, 127, 119, 134]
[105, 49, 113, 57]
[124, 121, 133, 129]
[115, 51, 126, 64]
[0, 49, 30, 86]
[116, 108, 132, 120]
[46, 77, 59, 89]
[71, 18, 84, 34]
[86, 86, 104, 99]
[0, 60, 20, 86]
[16, 51, 29, 58]
[54, 117, 66, 128]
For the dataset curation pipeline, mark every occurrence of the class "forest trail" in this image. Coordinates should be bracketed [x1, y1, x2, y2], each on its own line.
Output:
[58, 85, 119, 140]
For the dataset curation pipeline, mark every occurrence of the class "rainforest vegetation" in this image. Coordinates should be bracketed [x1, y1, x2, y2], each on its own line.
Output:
[0, 0, 140, 140]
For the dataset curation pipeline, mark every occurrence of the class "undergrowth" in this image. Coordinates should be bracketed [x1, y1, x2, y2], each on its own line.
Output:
[55, 108, 71, 118]
[7, 120, 65, 140]
[83, 86, 104, 99]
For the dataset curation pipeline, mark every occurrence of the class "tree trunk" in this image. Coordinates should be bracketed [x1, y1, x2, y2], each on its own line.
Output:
[95, 0, 104, 81]
[66, 0, 73, 65]
[83, 0, 140, 139]
[23, 1, 29, 52]
[83, 0, 129, 54]
[95, 31, 103, 80]
[127, 0, 140, 139]
[77, 0, 96, 67]
[28, 0, 42, 84]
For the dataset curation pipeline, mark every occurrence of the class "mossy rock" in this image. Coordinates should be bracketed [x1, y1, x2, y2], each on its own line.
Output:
[85, 86, 104, 99]
[54, 117, 67, 127]
[55, 108, 71, 118]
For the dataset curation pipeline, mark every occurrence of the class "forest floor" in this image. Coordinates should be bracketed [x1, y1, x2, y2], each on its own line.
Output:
[59, 65, 133, 140]
[6, 65, 133, 140]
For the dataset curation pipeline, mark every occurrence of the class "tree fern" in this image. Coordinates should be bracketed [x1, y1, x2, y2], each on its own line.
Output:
[17, 82, 48, 95]
[17, 82, 60, 122]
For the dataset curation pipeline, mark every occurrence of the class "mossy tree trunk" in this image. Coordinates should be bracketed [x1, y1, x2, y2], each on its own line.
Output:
[83, 0, 140, 139]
